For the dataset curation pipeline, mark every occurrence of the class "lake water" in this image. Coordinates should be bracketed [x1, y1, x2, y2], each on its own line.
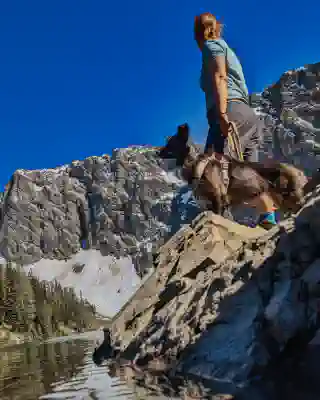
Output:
[0, 331, 203, 400]
[0, 330, 319, 400]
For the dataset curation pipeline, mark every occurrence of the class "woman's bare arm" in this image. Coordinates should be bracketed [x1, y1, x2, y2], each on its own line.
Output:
[209, 55, 228, 116]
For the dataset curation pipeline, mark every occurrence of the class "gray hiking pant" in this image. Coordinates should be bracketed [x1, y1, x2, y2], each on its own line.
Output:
[205, 100, 263, 162]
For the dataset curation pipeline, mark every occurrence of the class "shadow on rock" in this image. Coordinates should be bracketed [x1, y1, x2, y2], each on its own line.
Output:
[92, 177, 320, 398]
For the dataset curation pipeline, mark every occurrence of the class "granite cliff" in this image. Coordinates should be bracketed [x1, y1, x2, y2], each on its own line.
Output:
[251, 62, 320, 172]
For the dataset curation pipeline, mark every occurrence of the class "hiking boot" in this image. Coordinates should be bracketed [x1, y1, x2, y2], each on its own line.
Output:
[257, 211, 278, 230]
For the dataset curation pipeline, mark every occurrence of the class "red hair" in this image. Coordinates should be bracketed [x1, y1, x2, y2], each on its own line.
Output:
[194, 12, 222, 44]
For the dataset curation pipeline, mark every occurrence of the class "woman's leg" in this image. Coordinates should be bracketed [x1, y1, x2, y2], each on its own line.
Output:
[227, 101, 277, 228]
[226, 101, 262, 162]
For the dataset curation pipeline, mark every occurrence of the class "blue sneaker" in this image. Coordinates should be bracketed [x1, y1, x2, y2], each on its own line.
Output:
[257, 211, 277, 230]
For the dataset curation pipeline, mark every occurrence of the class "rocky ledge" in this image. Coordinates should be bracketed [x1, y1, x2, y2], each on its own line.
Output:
[96, 172, 320, 395]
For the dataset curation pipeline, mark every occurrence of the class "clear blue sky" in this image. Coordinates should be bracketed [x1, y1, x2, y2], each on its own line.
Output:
[0, 1, 319, 187]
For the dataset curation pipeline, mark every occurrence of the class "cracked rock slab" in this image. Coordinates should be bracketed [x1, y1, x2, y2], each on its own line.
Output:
[102, 176, 320, 388]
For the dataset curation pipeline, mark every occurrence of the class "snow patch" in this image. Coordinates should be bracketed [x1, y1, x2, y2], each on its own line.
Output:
[160, 170, 184, 186]
[22, 250, 146, 319]
[181, 189, 193, 205]
[157, 191, 175, 202]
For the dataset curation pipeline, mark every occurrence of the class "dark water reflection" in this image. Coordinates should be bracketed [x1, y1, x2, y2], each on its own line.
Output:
[0, 335, 88, 400]
[1, 331, 319, 400]
[0, 333, 179, 400]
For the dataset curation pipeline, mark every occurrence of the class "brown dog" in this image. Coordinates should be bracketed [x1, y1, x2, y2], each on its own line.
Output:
[158, 124, 308, 216]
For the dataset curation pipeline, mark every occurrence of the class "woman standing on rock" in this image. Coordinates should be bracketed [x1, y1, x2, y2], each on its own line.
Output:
[194, 12, 277, 228]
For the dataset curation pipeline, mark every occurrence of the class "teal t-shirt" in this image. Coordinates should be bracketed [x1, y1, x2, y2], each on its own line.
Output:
[200, 39, 249, 111]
